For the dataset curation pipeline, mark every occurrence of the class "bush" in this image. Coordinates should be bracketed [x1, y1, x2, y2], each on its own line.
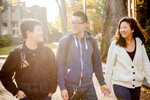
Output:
[48, 23, 62, 42]
[0, 34, 12, 47]
[145, 19, 150, 59]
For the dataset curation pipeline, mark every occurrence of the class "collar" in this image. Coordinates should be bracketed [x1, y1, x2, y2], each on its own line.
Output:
[22, 41, 44, 54]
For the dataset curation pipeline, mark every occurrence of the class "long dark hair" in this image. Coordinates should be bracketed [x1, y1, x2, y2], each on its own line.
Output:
[112, 17, 148, 47]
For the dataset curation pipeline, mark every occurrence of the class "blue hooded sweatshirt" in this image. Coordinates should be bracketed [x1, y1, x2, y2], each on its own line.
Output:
[56, 31, 105, 91]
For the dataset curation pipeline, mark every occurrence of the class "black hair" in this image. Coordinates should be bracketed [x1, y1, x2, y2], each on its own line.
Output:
[112, 17, 148, 47]
[73, 11, 88, 23]
[20, 19, 42, 39]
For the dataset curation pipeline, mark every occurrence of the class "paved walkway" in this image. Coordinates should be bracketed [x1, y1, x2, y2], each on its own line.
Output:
[0, 57, 150, 100]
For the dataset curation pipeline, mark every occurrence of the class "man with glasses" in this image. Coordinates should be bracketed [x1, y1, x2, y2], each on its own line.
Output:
[56, 11, 110, 100]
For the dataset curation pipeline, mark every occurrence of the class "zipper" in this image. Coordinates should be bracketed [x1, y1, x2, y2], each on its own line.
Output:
[79, 39, 83, 87]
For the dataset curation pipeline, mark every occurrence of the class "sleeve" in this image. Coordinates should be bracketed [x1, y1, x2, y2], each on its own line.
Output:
[105, 41, 117, 90]
[142, 44, 150, 85]
[92, 38, 106, 86]
[56, 38, 67, 91]
[0, 50, 19, 96]
[48, 48, 58, 93]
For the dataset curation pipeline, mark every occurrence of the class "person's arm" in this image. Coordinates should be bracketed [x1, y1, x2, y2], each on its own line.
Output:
[56, 37, 67, 91]
[56, 38, 66, 91]
[0, 50, 20, 96]
[105, 41, 117, 90]
[92, 38, 105, 86]
[47, 48, 58, 94]
[92, 38, 110, 97]
[56, 37, 69, 100]
[142, 45, 150, 85]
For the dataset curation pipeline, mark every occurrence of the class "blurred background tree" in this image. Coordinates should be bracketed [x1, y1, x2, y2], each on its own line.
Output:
[48, 22, 62, 42]
[136, 0, 150, 59]
[100, 0, 128, 59]
[55, 0, 68, 36]
[136, 0, 147, 28]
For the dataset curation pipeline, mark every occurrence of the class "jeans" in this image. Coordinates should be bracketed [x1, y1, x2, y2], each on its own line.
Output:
[67, 84, 98, 100]
[19, 96, 51, 100]
[113, 84, 141, 100]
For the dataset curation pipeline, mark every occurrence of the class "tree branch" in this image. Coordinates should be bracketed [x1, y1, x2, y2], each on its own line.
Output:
[55, 0, 61, 10]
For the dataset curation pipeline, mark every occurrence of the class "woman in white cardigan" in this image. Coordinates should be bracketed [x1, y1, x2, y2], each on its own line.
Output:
[105, 17, 150, 100]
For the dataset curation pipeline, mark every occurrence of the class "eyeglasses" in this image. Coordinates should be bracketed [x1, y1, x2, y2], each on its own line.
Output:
[69, 21, 84, 26]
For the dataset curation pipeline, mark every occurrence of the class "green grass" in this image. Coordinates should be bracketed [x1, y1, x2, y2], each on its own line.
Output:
[0, 41, 100, 55]
[0, 43, 58, 55]
[45, 42, 58, 49]
[45, 43, 58, 55]
[0, 45, 19, 55]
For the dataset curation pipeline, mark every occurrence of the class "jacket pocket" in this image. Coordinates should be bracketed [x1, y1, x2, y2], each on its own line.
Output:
[83, 63, 93, 81]
[65, 65, 80, 83]
[21, 61, 35, 81]
[39, 80, 49, 95]
[137, 73, 144, 81]
[117, 66, 132, 82]
[136, 66, 144, 81]
[20, 82, 31, 96]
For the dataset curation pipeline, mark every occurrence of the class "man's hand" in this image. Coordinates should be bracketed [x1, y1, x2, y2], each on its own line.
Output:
[101, 86, 111, 97]
[17, 90, 26, 99]
[48, 92, 53, 97]
[61, 89, 68, 100]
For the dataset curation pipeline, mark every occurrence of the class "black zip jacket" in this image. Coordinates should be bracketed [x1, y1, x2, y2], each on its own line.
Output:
[0, 42, 58, 96]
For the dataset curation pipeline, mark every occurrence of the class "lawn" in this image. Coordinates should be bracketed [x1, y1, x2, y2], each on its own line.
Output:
[0, 43, 58, 55]
[0, 41, 101, 55]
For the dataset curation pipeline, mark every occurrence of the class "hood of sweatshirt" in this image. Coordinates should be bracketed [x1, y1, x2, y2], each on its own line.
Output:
[71, 30, 92, 50]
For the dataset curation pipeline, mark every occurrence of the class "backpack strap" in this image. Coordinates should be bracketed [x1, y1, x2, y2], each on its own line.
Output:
[65, 33, 73, 60]
[17, 45, 26, 83]
[17, 45, 26, 69]
[88, 37, 95, 52]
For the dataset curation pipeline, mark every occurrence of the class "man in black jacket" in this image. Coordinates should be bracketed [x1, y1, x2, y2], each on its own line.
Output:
[0, 19, 58, 100]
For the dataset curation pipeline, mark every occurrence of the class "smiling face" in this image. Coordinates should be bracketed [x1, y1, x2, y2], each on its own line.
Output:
[120, 21, 134, 39]
[70, 16, 86, 35]
[28, 25, 43, 43]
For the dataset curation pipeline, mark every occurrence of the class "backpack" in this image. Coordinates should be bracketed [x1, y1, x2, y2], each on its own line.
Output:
[65, 32, 96, 72]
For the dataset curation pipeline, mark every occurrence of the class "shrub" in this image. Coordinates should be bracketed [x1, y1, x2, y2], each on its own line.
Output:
[136, 0, 147, 28]
[0, 34, 12, 47]
[48, 23, 62, 42]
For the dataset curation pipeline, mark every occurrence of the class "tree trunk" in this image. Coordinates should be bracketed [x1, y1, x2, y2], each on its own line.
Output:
[55, 0, 68, 36]
[100, 0, 128, 59]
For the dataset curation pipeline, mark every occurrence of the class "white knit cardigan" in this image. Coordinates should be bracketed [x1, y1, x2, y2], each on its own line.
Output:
[105, 38, 150, 90]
